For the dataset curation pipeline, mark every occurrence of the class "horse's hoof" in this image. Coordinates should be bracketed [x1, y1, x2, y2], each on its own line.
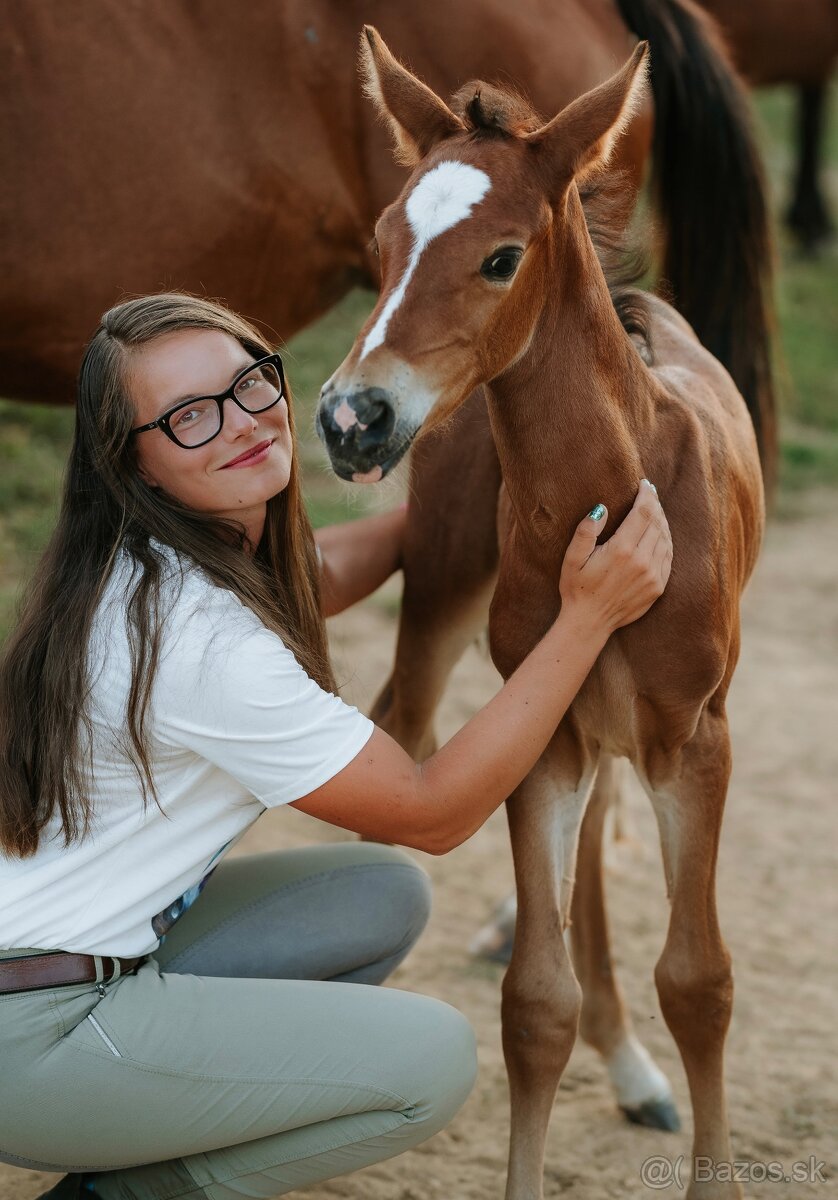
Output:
[621, 1097, 681, 1131]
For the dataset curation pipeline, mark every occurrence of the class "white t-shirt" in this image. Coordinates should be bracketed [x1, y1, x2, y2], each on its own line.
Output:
[0, 548, 374, 958]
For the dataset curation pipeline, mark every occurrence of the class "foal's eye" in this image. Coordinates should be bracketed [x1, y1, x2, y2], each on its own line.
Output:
[480, 247, 523, 282]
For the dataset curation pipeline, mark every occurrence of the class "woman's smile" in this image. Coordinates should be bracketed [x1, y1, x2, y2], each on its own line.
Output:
[220, 436, 276, 470]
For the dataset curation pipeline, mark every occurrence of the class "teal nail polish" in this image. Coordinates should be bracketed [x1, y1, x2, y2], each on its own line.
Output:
[589, 503, 606, 522]
[641, 478, 657, 493]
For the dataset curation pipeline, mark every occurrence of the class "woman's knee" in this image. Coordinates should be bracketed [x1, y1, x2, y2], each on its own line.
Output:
[397, 994, 477, 1137]
[375, 847, 432, 952]
[328, 845, 432, 983]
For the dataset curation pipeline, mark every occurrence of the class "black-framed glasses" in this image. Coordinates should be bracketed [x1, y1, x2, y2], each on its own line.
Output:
[131, 353, 286, 449]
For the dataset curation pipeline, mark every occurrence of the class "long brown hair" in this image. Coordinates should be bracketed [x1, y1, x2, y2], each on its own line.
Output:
[0, 293, 335, 858]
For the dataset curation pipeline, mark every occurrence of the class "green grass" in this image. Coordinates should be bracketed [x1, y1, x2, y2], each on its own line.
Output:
[752, 83, 838, 492]
[1, 82, 836, 635]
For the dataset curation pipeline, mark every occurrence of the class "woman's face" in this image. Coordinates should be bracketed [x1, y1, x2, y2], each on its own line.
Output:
[130, 328, 293, 545]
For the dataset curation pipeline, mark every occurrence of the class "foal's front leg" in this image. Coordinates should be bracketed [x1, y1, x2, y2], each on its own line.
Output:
[502, 734, 596, 1200]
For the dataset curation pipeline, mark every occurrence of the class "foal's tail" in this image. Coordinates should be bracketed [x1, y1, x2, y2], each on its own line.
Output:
[614, 0, 778, 491]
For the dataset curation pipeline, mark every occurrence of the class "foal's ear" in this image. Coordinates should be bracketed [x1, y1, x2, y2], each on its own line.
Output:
[360, 26, 465, 166]
[524, 42, 649, 190]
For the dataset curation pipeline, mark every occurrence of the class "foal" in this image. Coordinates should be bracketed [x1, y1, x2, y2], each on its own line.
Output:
[318, 29, 766, 1200]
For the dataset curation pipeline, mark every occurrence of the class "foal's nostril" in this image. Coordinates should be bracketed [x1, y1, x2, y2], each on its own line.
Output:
[358, 398, 389, 436]
[321, 388, 396, 452]
[351, 388, 394, 430]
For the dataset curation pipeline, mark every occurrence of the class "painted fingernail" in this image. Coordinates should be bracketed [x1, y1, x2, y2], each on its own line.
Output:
[589, 504, 606, 522]
[641, 478, 657, 493]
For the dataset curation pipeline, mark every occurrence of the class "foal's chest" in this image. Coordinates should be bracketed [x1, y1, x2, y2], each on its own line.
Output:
[570, 640, 643, 758]
[490, 563, 647, 761]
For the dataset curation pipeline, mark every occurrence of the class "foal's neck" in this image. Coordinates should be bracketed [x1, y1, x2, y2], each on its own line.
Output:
[486, 185, 656, 548]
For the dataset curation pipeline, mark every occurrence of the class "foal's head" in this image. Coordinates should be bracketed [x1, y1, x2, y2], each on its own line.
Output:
[317, 27, 648, 482]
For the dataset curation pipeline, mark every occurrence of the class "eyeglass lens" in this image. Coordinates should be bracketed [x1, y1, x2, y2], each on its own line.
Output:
[169, 362, 283, 447]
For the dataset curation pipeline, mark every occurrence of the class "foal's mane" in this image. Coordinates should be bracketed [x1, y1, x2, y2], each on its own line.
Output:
[451, 80, 653, 363]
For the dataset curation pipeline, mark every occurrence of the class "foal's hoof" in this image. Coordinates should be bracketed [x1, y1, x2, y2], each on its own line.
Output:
[474, 931, 514, 965]
[621, 1097, 682, 1132]
[469, 895, 517, 964]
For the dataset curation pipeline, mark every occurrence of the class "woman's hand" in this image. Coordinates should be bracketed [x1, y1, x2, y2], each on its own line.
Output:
[559, 480, 672, 636]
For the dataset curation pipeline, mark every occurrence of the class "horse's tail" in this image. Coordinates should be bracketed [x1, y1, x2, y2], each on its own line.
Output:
[614, 0, 778, 490]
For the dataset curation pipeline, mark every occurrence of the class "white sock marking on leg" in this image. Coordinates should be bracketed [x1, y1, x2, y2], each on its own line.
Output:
[607, 1033, 673, 1108]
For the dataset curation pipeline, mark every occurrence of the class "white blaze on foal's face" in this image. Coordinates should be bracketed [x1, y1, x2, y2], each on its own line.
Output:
[361, 160, 492, 360]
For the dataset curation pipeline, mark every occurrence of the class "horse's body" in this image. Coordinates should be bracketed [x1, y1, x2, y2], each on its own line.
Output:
[3, 0, 777, 413]
[695, 0, 838, 248]
[317, 28, 768, 1199]
[698, 0, 837, 84]
[1, 0, 648, 404]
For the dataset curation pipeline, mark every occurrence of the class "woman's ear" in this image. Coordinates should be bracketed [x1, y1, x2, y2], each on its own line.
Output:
[360, 25, 465, 166]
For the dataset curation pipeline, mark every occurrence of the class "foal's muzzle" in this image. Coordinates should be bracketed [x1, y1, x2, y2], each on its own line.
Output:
[317, 385, 408, 481]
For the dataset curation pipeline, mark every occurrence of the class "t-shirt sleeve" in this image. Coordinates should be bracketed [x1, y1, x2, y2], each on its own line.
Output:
[152, 582, 374, 807]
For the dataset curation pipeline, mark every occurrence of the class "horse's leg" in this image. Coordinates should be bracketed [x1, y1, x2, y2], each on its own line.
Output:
[370, 387, 501, 758]
[571, 754, 680, 1131]
[786, 82, 834, 253]
[648, 705, 739, 1200]
[502, 734, 595, 1200]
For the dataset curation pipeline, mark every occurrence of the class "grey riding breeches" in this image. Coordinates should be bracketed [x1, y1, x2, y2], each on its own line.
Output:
[0, 840, 477, 1198]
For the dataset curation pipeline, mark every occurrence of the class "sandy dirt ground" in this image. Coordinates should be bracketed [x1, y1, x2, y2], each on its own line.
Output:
[7, 495, 837, 1200]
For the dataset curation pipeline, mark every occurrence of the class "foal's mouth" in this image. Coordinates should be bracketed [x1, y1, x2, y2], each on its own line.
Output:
[326, 434, 417, 484]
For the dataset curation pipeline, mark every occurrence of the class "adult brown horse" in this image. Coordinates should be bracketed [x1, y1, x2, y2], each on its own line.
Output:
[317, 26, 767, 1200]
[2, 0, 772, 440]
[696, 0, 838, 250]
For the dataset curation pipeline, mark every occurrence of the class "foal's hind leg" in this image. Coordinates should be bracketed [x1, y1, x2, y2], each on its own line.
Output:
[647, 706, 740, 1199]
[502, 733, 595, 1200]
[370, 388, 500, 758]
[572, 754, 680, 1131]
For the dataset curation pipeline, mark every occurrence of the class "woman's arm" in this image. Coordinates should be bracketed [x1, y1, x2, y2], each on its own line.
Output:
[316, 507, 406, 617]
[293, 482, 672, 853]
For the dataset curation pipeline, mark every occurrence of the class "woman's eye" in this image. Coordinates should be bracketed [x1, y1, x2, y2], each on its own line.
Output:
[480, 248, 523, 282]
[172, 406, 205, 429]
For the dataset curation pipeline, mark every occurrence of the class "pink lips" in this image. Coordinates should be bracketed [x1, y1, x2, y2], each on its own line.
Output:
[221, 439, 273, 469]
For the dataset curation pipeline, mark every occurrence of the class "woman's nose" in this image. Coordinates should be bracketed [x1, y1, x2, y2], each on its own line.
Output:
[222, 397, 258, 438]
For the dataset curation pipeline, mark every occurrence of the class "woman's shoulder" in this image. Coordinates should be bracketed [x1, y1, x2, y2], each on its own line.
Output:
[97, 541, 262, 650]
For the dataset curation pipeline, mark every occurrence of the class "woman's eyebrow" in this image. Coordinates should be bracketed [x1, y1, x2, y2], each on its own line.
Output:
[155, 360, 256, 418]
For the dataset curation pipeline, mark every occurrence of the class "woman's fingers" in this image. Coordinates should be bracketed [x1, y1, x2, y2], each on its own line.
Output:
[563, 503, 608, 572]
[655, 528, 674, 587]
[559, 480, 673, 635]
[609, 479, 665, 554]
[633, 488, 673, 597]
[635, 511, 662, 556]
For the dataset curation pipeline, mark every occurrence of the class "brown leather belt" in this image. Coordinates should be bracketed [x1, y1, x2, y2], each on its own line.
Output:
[0, 952, 147, 994]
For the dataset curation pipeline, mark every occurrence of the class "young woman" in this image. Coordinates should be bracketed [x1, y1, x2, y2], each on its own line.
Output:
[0, 293, 672, 1200]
